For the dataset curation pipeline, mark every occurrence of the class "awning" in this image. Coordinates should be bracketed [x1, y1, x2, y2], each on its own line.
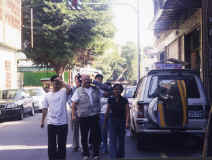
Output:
[162, 0, 201, 9]
[151, 0, 201, 33]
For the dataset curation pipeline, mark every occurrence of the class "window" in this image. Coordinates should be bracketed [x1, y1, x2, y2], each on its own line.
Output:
[148, 76, 158, 97]
[148, 75, 200, 98]
[136, 77, 146, 99]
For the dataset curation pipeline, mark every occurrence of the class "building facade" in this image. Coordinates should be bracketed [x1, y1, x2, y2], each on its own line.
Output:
[151, 0, 212, 102]
[0, 0, 21, 89]
[141, 47, 158, 76]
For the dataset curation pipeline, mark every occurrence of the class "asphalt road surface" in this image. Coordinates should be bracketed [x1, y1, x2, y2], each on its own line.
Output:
[0, 112, 203, 160]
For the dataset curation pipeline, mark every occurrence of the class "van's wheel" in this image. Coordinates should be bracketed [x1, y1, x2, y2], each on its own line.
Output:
[136, 134, 142, 151]
[130, 121, 136, 137]
[136, 133, 148, 151]
[130, 126, 135, 137]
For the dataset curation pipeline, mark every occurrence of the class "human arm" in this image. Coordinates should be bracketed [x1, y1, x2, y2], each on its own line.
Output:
[63, 82, 72, 95]
[71, 102, 78, 120]
[40, 95, 49, 128]
[70, 89, 79, 120]
[103, 104, 110, 129]
[41, 108, 47, 128]
[125, 103, 130, 129]
[56, 77, 72, 95]
[93, 80, 112, 92]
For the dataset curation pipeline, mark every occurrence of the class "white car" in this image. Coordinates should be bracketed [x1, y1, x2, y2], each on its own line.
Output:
[25, 87, 46, 112]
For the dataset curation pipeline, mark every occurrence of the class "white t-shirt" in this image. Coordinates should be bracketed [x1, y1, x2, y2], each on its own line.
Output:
[42, 88, 68, 125]
[71, 87, 93, 105]
[71, 87, 97, 116]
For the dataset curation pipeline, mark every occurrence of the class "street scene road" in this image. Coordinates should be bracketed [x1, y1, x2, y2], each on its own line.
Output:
[0, 111, 203, 160]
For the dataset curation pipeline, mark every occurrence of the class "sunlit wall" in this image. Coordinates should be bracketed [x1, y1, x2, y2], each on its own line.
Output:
[0, 0, 21, 89]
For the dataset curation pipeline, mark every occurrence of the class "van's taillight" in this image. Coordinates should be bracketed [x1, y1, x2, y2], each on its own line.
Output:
[136, 101, 146, 118]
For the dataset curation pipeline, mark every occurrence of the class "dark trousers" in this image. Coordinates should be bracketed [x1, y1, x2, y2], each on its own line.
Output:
[79, 115, 101, 157]
[48, 124, 68, 160]
[109, 118, 126, 159]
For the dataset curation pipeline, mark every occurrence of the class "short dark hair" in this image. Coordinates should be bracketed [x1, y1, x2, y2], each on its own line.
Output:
[104, 82, 112, 86]
[50, 75, 59, 82]
[95, 74, 103, 80]
[112, 83, 124, 92]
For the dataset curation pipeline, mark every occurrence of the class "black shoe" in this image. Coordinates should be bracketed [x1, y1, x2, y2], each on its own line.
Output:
[73, 147, 79, 152]
[88, 144, 93, 150]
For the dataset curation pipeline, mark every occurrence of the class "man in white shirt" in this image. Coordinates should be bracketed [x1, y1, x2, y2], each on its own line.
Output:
[71, 74, 101, 160]
[40, 75, 71, 160]
[67, 74, 81, 152]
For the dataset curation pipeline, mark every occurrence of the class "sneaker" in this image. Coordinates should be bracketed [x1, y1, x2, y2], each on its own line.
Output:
[83, 156, 89, 160]
[93, 156, 100, 160]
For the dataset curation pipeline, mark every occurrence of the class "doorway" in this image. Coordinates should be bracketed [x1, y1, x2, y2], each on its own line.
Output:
[184, 28, 201, 77]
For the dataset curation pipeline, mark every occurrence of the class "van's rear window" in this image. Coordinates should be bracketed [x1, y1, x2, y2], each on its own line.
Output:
[148, 76, 200, 98]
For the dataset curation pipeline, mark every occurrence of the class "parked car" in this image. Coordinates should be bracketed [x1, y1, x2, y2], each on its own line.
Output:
[130, 67, 210, 150]
[123, 86, 136, 99]
[25, 87, 46, 112]
[123, 86, 136, 109]
[0, 89, 35, 122]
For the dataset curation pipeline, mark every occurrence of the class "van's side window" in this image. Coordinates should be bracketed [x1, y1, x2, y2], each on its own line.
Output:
[148, 76, 158, 97]
[136, 77, 146, 99]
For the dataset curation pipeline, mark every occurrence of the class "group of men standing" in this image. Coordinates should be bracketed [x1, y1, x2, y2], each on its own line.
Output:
[40, 73, 130, 160]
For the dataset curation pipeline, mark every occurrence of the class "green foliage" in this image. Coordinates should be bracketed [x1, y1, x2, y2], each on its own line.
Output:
[121, 41, 137, 81]
[23, 71, 69, 86]
[92, 43, 125, 81]
[23, 72, 56, 86]
[22, 0, 115, 75]
[92, 41, 137, 82]
[64, 71, 69, 82]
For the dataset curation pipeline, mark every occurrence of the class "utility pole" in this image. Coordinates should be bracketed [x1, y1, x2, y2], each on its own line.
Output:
[137, 0, 141, 82]
[30, 8, 33, 48]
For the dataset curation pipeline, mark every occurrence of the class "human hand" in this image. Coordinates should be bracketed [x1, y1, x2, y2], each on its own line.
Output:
[41, 122, 45, 128]
[72, 114, 76, 121]
[125, 122, 129, 129]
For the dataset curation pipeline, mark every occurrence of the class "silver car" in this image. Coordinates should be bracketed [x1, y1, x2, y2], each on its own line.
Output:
[25, 87, 46, 112]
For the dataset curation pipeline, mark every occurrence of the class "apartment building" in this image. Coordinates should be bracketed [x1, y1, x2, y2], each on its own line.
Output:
[0, 0, 21, 89]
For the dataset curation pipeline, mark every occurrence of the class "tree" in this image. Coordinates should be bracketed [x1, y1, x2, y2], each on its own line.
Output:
[92, 41, 137, 82]
[22, 0, 115, 76]
[92, 43, 126, 81]
[120, 41, 137, 81]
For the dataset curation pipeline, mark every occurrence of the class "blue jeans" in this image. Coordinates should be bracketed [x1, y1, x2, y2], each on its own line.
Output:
[109, 118, 126, 159]
[99, 113, 108, 152]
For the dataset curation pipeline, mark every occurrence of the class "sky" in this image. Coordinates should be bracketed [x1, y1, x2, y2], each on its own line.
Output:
[112, 0, 155, 48]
